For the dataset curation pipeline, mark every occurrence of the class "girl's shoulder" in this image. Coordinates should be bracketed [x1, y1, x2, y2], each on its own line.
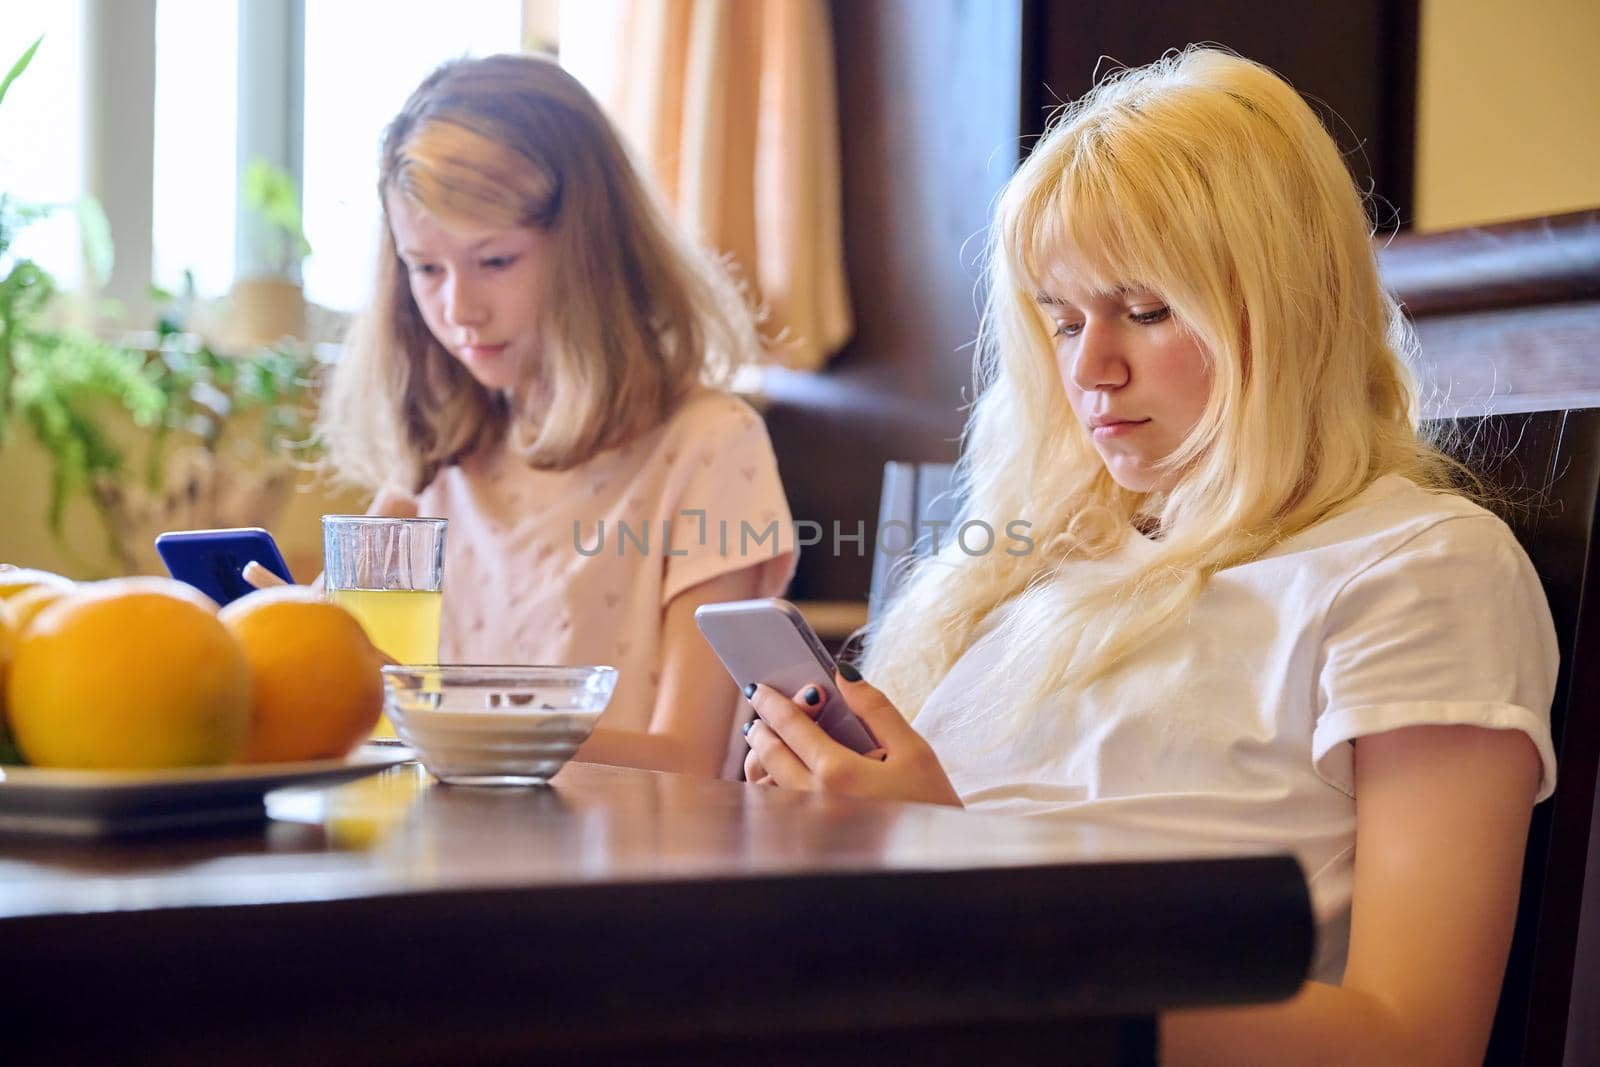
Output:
[1281, 475, 1512, 561]
[1253, 476, 1542, 617]
[651, 388, 768, 455]
[664, 388, 765, 433]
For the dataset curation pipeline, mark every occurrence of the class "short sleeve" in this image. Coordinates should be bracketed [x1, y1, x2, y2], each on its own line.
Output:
[1311, 515, 1558, 802]
[660, 397, 796, 605]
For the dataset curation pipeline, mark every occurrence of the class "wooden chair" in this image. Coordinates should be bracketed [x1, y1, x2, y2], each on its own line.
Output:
[867, 460, 957, 622]
[867, 410, 1600, 1063]
[1445, 408, 1600, 1067]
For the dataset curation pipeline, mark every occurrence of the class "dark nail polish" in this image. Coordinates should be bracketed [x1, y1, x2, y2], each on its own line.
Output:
[743, 682, 757, 699]
[742, 718, 755, 736]
[837, 661, 862, 683]
[802, 686, 821, 706]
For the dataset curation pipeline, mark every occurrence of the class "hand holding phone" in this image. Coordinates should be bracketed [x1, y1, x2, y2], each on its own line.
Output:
[155, 527, 294, 607]
[694, 598, 879, 754]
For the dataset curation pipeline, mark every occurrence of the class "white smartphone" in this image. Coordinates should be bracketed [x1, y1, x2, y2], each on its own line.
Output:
[694, 598, 879, 754]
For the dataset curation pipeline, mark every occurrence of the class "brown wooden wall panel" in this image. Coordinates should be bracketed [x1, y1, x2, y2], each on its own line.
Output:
[1022, 0, 1419, 230]
[1380, 210, 1600, 418]
[766, 0, 1024, 601]
[1381, 210, 1600, 317]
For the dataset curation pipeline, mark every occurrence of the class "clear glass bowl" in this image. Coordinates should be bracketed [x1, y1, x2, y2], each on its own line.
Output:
[381, 665, 617, 786]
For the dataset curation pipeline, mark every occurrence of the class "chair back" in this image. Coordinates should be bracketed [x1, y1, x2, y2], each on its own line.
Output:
[1441, 409, 1600, 1067]
[867, 461, 958, 622]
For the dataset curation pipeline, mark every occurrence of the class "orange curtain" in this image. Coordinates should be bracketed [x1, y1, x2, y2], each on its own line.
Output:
[562, 0, 852, 371]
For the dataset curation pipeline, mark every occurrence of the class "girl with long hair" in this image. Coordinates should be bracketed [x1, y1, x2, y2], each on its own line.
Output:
[743, 48, 1555, 1063]
[320, 54, 795, 777]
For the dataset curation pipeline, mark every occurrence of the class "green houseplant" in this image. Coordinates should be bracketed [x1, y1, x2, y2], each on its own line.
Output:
[1, 38, 322, 573]
[230, 159, 313, 346]
[1, 37, 163, 564]
[92, 283, 324, 573]
[242, 158, 312, 280]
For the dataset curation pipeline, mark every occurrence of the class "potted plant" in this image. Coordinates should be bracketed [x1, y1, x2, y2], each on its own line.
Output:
[90, 281, 324, 573]
[2, 37, 159, 567]
[1, 39, 322, 575]
[229, 159, 313, 347]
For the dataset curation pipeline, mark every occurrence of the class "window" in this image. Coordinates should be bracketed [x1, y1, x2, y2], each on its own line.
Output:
[152, 0, 238, 298]
[300, 0, 522, 312]
[0, 3, 87, 290]
[4, 3, 525, 323]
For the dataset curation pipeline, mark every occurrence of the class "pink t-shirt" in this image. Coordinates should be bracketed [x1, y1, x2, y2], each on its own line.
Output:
[407, 390, 796, 732]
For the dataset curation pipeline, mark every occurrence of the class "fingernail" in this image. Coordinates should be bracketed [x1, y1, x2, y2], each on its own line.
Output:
[742, 719, 755, 736]
[802, 686, 821, 706]
[743, 682, 757, 699]
[837, 661, 862, 683]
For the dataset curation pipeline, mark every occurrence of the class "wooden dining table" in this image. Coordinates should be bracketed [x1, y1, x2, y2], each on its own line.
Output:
[0, 758, 1311, 1065]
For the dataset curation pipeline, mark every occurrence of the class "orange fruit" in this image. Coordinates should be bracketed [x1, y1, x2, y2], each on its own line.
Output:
[5, 583, 81, 743]
[219, 586, 384, 763]
[0, 599, 15, 733]
[7, 582, 76, 636]
[0, 567, 74, 601]
[8, 577, 250, 769]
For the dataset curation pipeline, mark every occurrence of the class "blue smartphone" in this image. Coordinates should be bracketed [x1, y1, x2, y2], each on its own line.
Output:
[154, 527, 294, 607]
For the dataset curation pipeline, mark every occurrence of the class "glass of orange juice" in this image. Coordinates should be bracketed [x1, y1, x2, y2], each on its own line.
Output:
[322, 515, 447, 741]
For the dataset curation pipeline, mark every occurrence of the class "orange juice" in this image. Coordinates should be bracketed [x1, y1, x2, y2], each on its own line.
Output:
[328, 588, 443, 738]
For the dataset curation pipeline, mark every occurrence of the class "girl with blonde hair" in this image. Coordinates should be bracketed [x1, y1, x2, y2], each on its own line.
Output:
[743, 48, 1555, 1062]
[320, 54, 795, 777]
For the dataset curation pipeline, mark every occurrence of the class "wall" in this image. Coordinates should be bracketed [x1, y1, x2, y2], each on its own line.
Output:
[0, 426, 362, 583]
[0, 432, 120, 579]
[1024, 0, 1419, 228]
[1414, 0, 1600, 230]
[763, 0, 1024, 603]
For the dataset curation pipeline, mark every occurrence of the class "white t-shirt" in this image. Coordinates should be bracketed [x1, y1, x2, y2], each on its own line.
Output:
[913, 475, 1558, 983]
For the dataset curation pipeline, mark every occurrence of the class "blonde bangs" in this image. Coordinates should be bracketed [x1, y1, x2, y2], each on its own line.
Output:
[394, 120, 556, 230]
[1007, 118, 1217, 338]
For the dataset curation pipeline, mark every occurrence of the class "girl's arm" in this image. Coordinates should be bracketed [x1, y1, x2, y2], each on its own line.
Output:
[574, 565, 760, 777]
[1162, 722, 1541, 1067]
